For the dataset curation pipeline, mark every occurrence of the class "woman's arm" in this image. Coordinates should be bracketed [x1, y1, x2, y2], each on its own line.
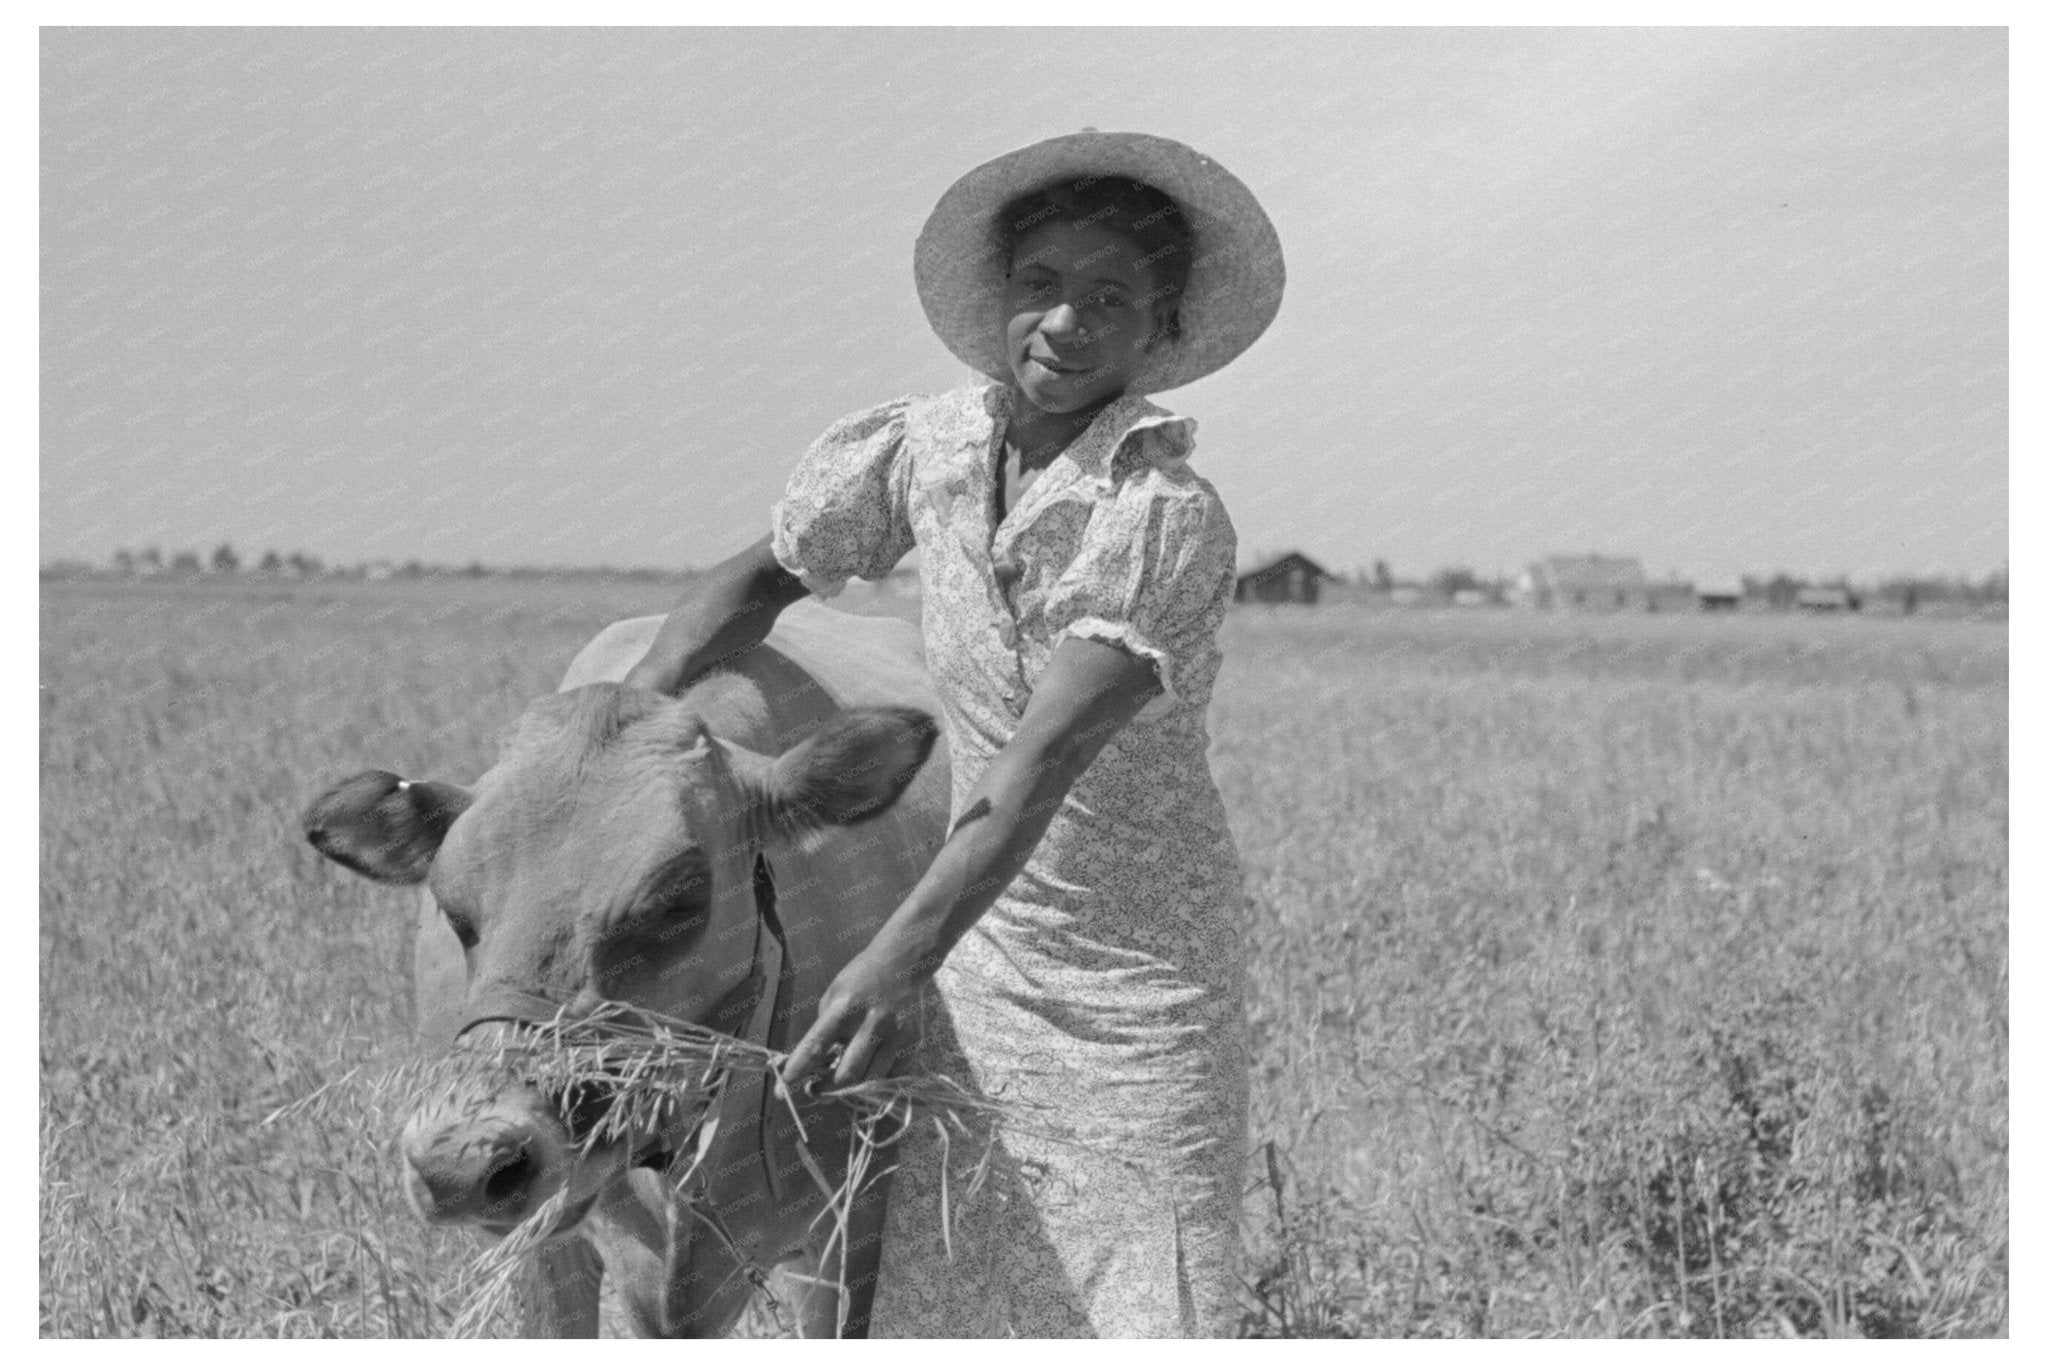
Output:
[621, 534, 811, 694]
[780, 635, 1166, 1090]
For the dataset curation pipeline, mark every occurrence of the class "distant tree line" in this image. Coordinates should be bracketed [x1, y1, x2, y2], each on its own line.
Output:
[1332, 562, 2006, 613]
[50, 547, 2007, 612]
[71, 545, 687, 583]
[1738, 570, 2007, 613]
[103, 544, 330, 577]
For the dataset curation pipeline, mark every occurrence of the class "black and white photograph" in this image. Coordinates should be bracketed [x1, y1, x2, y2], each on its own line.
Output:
[38, 23, 2010, 1338]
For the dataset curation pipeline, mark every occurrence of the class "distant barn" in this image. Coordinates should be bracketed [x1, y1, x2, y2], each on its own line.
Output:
[1235, 551, 1334, 605]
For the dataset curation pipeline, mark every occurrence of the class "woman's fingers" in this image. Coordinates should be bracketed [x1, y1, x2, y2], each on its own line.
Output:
[782, 1004, 900, 1093]
[780, 1006, 852, 1089]
[779, 943, 920, 1090]
[831, 1011, 894, 1089]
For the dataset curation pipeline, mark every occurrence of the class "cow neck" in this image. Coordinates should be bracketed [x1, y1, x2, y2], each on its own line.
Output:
[702, 853, 801, 1206]
[663, 848, 804, 1268]
[699, 852, 792, 1054]
[646, 851, 804, 1331]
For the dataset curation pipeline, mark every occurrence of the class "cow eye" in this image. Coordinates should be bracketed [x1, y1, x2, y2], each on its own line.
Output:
[652, 872, 708, 921]
[441, 904, 479, 950]
[641, 860, 711, 941]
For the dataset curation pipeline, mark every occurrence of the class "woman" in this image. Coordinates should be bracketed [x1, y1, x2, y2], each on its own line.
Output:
[624, 130, 1284, 1336]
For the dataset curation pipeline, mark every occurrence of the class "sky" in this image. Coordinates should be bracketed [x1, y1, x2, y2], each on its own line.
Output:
[39, 26, 2007, 582]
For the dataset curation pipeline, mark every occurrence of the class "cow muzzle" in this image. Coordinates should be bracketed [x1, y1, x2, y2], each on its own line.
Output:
[400, 1016, 671, 1236]
[400, 1081, 579, 1231]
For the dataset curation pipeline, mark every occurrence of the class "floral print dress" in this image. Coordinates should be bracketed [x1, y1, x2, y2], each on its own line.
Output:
[771, 382, 1248, 1337]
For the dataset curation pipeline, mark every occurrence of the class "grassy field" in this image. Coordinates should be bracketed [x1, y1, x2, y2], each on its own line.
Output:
[38, 576, 2007, 1337]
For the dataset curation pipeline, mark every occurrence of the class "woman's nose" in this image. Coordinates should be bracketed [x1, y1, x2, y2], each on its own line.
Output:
[1039, 302, 1083, 339]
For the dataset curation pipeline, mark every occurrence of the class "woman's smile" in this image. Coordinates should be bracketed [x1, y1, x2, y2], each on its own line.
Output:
[1025, 349, 1091, 379]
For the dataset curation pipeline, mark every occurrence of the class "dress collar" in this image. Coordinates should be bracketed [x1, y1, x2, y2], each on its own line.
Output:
[977, 383, 1196, 485]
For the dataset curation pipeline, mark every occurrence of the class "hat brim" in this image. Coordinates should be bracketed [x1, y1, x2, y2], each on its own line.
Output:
[914, 131, 1285, 396]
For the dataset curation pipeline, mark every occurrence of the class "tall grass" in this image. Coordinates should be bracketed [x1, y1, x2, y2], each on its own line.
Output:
[39, 579, 2006, 1336]
[1216, 607, 2006, 1336]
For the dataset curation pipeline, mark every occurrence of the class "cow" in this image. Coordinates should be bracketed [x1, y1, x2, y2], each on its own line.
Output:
[302, 599, 948, 1337]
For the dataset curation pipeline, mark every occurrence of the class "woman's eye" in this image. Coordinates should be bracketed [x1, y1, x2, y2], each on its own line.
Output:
[1084, 290, 1130, 311]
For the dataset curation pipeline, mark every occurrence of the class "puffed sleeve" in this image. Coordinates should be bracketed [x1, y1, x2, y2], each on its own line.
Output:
[769, 397, 919, 598]
[1042, 480, 1238, 724]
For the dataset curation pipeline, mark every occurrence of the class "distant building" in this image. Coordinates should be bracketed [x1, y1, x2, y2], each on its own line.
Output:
[1696, 578, 1745, 612]
[1644, 580, 1699, 613]
[1795, 585, 1860, 612]
[1512, 554, 1700, 612]
[1512, 554, 1651, 611]
[1235, 552, 1335, 605]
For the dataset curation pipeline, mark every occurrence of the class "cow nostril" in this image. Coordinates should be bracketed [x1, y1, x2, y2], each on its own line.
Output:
[483, 1151, 537, 1208]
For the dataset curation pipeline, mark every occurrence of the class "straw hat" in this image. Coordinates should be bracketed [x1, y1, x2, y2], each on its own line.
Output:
[914, 130, 1286, 395]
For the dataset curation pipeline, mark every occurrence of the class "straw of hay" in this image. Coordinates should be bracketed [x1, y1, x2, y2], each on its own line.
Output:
[295, 1001, 1071, 1336]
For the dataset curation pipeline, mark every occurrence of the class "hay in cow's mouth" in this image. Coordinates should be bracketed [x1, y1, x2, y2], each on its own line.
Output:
[297, 1000, 1069, 1337]
[486, 999, 1040, 1156]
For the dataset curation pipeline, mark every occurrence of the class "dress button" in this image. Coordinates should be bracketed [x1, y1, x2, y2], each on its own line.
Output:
[996, 620, 1017, 648]
[992, 555, 1022, 589]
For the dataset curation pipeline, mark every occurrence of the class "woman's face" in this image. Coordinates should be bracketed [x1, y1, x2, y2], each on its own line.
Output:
[1002, 219, 1163, 415]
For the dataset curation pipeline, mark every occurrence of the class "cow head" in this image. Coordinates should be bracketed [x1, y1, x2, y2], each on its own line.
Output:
[303, 683, 937, 1239]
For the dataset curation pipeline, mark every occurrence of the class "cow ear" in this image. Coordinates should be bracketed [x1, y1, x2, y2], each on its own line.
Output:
[764, 707, 938, 830]
[303, 770, 472, 885]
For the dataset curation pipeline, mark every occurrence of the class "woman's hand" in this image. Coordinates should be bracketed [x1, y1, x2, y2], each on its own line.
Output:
[623, 535, 808, 694]
[780, 933, 935, 1092]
